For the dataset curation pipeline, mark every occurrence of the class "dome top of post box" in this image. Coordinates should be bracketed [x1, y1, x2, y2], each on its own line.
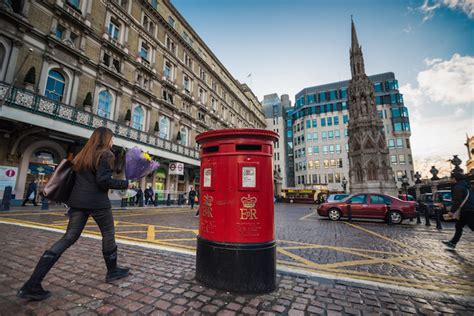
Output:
[196, 128, 279, 144]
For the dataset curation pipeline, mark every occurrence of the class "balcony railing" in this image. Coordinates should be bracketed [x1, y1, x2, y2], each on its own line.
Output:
[0, 83, 199, 160]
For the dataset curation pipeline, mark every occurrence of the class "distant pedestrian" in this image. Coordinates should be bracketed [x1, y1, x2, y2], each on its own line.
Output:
[144, 186, 154, 205]
[135, 187, 143, 206]
[189, 187, 197, 210]
[17, 127, 131, 301]
[22, 179, 38, 206]
[442, 172, 474, 249]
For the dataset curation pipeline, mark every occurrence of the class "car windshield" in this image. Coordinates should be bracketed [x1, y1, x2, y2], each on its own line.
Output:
[438, 192, 451, 200]
[334, 194, 348, 200]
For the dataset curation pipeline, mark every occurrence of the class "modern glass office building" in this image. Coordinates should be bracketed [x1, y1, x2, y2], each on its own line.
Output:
[292, 72, 414, 192]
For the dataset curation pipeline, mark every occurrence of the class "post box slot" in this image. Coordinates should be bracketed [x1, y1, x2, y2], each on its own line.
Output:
[236, 144, 261, 151]
[203, 146, 219, 153]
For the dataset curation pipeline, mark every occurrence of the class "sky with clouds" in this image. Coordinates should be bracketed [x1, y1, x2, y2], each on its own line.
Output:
[172, 0, 474, 173]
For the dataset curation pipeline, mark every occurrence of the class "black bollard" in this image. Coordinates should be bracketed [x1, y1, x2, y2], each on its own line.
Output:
[166, 193, 171, 206]
[138, 195, 144, 207]
[41, 197, 49, 210]
[1, 186, 12, 211]
[347, 203, 352, 222]
[386, 204, 392, 225]
[154, 193, 159, 206]
[435, 208, 442, 230]
[121, 198, 127, 208]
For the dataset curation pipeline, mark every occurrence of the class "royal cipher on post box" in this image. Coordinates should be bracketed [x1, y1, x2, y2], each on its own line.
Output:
[195, 128, 278, 293]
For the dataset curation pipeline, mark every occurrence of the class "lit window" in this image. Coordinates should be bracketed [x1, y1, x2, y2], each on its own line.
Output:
[45, 69, 65, 102]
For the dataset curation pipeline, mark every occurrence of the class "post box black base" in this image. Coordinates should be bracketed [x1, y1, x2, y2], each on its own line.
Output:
[196, 237, 276, 294]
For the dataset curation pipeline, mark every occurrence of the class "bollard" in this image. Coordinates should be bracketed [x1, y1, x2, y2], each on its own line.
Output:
[1, 186, 12, 211]
[166, 193, 171, 206]
[435, 208, 442, 230]
[386, 204, 392, 225]
[41, 197, 49, 210]
[138, 195, 144, 207]
[154, 193, 159, 206]
[347, 203, 352, 222]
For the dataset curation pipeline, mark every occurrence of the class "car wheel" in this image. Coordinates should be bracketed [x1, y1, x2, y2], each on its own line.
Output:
[389, 210, 402, 224]
[328, 208, 341, 221]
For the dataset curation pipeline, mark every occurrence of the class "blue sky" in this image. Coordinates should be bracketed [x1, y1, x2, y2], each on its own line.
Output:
[172, 0, 474, 173]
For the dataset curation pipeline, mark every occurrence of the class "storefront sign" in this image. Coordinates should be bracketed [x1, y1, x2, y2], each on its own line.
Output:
[169, 162, 184, 175]
[0, 166, 18, 190]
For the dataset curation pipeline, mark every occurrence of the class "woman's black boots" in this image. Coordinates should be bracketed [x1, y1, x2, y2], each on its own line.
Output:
[17, 251, 60, 301]
[103, 247, 129, 282]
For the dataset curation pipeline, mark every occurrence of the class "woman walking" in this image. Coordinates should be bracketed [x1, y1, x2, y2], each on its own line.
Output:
[18, 127, 131, 301]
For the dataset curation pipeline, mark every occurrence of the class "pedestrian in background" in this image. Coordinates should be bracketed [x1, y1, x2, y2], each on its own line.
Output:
[442, 172, 474, 249]
[144, 186, 154, 205]
[189, 187, 197, 210]
[135, 187, 143, 206]
[22, 179, 38, 206]
[17, 127, 131, 301]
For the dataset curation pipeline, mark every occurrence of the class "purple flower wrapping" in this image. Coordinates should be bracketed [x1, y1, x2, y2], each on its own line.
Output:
[125, 147, 160, 180]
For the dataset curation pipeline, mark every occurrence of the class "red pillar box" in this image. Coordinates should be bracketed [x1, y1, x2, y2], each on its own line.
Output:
[195, 128, 278, 293]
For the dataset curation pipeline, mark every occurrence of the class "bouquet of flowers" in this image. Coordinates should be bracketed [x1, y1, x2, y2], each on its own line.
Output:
[125, 147, 160, 180]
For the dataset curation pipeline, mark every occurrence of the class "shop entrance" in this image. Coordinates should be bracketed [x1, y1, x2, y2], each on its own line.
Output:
[25, 149, 60, 203]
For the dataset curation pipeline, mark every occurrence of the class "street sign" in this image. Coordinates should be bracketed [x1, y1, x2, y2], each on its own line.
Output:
[169, 162, 184, 175]
[0, 166, 18, 190]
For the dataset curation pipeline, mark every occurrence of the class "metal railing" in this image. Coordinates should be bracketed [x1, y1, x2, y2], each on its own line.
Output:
[0, 82, 200, 160]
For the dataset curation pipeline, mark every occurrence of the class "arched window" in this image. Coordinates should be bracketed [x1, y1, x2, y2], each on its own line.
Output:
[45, 69, 66, 101]
[179, 126, 188, 146]
[132, 106, 144, 130]
[367, 161, 377, 181]
[159, 116, 169, 139]
[97, 90, 112, 119]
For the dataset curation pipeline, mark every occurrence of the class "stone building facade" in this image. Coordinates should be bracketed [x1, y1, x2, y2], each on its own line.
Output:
[0, 0, 265, 204]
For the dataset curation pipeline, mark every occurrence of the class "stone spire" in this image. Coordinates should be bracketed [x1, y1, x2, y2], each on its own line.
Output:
[347, 18, 398, 195]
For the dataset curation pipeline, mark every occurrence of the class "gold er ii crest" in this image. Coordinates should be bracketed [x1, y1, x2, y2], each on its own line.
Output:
[201, 194, 214, 218]
[240, 194, 258, 220]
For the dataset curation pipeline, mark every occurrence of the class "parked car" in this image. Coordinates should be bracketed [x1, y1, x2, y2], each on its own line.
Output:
[398, 194, 415, 201]
[417, 193, 433, 216]
[317, 193, 417, 224]
[433, 190, 452, 216]
[326, 194, 350, 203]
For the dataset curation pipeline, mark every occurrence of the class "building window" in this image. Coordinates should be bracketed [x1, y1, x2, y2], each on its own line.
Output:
[179, 126, 188, 146]
[142, 15, 155, 35]
[140, 41, 150, 62]
[312, 132, 318, 140]
[336, 144, 341, 153]
[97, 90, 112, 119]
[55, 24, 66, 40]
[132, 106, 144, 130]
[67, 0, 81, 10]
[162, 89, 173, 104]
[329, 145, 335, 153]
[45, 69, 66, 102]
[150, 0, 157, 9]
[164, 60, 173, 80]
[108, 18, 120, 40]
[306, 120, 311, 128]
[321, 118, 326, 126]
[343, 114, 348, 124]
[183, 74, 192, 92]
[396, 171, 404, 181]
[307, 133, 312, 141]
[184, 54, 193, 70]
[388, 139, 395, 149]
[328, 131, 333, 139]
[334, 116, 339, 125]
[322, 131, 327, 140]
[198, 87, 206, 104]
[323, 160, 329, 168]
[396, 138, 403, 148]
[166, 36, 176, 54]
[159, 116, 170, 139]
[391, 155, 397, 165]
[323, 145, 328, 154]
[399, 154, 406, 164]
[327, 117, 333, 126]
[335, 130, 340, 139]
[313, 146, 319, 154]
[406, 138, 411, 149]
[168, 16, 175, 28]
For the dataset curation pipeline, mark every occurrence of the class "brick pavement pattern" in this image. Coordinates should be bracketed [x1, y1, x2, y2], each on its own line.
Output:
[1, 224, 474, 315]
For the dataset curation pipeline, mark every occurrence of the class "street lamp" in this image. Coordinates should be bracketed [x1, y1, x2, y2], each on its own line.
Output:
[342, 177, 348, 193]
[401, 175, 409, 197]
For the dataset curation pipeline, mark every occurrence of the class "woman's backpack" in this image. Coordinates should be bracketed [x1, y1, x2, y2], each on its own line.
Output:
[40, 159, 76, 203]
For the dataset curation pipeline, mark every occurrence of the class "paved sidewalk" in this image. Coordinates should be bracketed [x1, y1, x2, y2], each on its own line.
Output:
[1, 223, 474, 315]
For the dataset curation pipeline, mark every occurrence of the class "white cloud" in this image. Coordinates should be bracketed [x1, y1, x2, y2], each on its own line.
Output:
[416, 54, 474, 105]
[400, 54, 474, 167]
[420, 0, 474, 21]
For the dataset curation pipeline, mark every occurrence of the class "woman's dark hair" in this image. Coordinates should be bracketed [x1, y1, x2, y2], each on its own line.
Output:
[73, 127, 114, 172]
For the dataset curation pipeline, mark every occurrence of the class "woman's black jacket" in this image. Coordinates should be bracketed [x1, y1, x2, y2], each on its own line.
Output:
[67, 151, 128, 209]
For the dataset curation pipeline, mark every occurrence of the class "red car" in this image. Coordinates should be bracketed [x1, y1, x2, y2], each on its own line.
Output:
[317, 193, 416, 224]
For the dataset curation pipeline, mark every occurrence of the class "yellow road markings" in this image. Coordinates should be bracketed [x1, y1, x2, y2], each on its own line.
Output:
[277, 248, 321, 269]
[278, 239, 400, 255]
[321, 255, 417, 269]
[0, 211, 65, 217]
[343, 221, 413, 249]
[147, 225, 155, 241]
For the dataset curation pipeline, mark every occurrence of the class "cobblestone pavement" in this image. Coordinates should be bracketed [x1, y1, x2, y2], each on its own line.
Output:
[0, 203, 473, 298]
[1, 223, 474, 315]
